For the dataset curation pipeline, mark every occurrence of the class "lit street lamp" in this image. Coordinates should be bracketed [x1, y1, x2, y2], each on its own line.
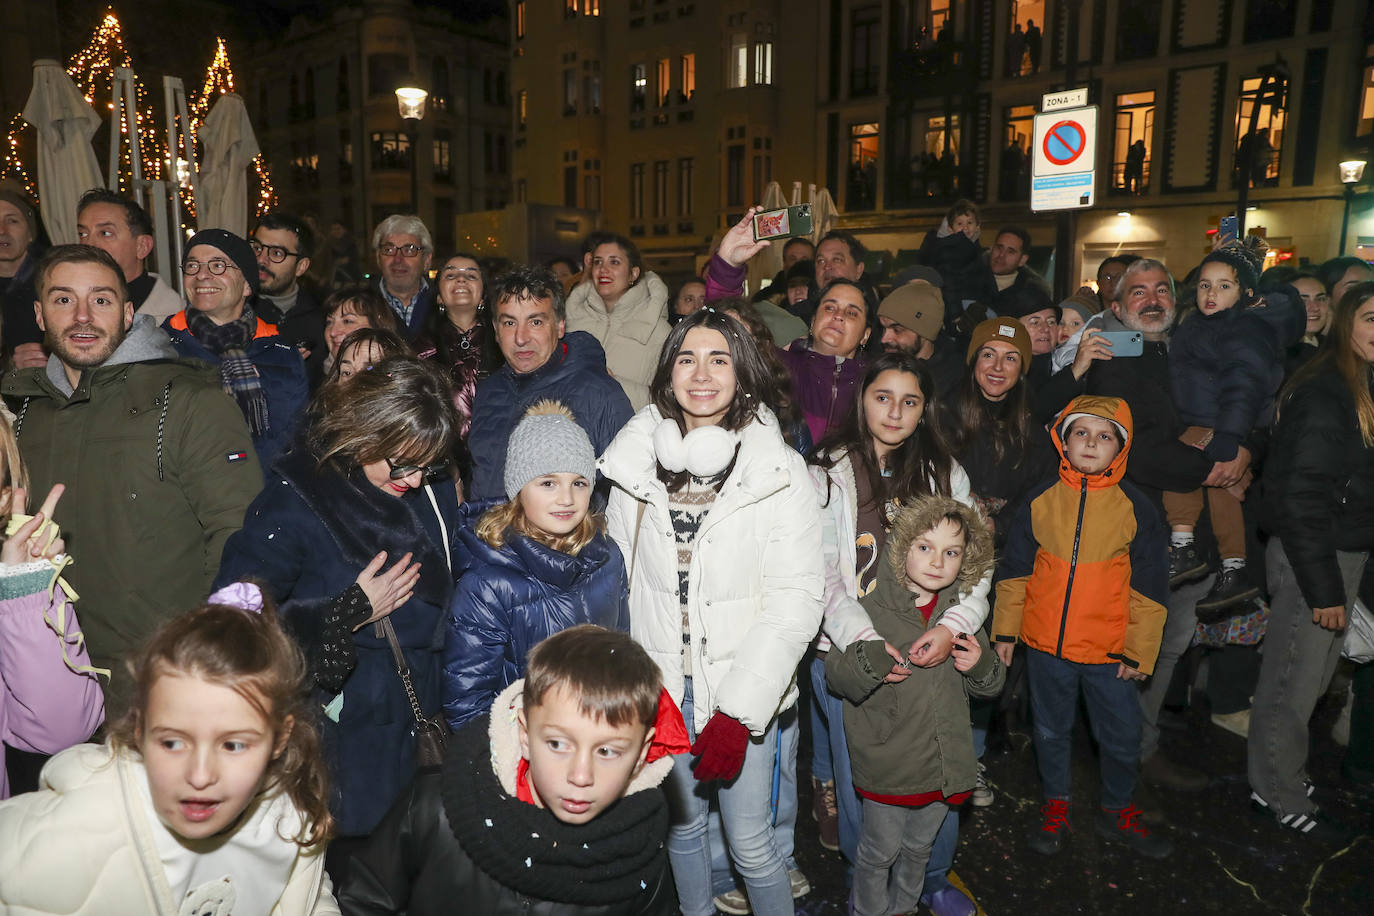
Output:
[395, 84, 428, 214]
[1339, 159, 1366, 255]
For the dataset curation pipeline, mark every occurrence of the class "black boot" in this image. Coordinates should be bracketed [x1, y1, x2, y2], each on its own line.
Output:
[1168, 543, 1209, 586]
[1195, 566, 1260, 619]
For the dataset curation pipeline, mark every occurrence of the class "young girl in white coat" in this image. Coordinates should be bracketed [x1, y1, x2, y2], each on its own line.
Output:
[0, 584, 339, 915]
[808, 352, 991, 916]
[598, 308, 824, 916]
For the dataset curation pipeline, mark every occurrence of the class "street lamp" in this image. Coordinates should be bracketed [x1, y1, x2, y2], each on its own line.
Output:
[395, 84, 429, 214]
[1340, 159, 1367, 255]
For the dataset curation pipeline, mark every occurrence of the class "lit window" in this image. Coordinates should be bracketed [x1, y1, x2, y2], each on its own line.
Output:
[728, 34, 748, 89]
[1112, 91, 1155, 195]
[753, 42, 773, 85]
[657, 58, 671, 106]
[680, 53, 696, 101]
[1234, 74, 1287, 189]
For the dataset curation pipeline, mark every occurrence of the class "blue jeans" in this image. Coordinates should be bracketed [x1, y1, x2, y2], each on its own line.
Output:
[710, 707, 799, 895]
[1025, 648, 1142, 810]
[664, 678, 794, 916]
[810, 654, 862, 864]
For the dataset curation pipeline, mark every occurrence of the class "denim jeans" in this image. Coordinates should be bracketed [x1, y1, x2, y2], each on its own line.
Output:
[1248, 540, 1365, 815]
[1139, 574, 1208, 760]
[709, 707, 799, 895]
[664, 678, 794, 916]
[853, 799, 948, 916]
[810, 653, 862, 864]
[1026, 647, 1142, 810]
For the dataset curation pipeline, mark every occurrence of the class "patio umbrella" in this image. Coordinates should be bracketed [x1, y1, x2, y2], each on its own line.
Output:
[746, 180, 788, 296]
[21, 59, 103, 244]
[197, 92, 260, 236]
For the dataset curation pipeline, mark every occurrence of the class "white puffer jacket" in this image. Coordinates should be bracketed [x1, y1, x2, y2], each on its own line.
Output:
[599, 405, 823, 734]
[0, 743, 338, 915]
[565, 273, 671, 410]
[810, 449, 990, 653]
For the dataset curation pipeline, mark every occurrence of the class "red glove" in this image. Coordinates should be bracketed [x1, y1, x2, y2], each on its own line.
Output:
[690, 712, 750, 782]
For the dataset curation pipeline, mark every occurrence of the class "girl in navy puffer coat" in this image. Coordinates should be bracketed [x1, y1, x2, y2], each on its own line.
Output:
[442, 402, 629, 729]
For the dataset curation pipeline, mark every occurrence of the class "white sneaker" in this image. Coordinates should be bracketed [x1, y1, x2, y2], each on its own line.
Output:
[712, 887, 750, 915]
[970, 762, 995, 807]
[789, 868, 811, 898]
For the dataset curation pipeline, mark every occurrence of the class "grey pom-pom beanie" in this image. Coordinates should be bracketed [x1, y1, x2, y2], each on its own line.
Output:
[503, 400, 596, 497]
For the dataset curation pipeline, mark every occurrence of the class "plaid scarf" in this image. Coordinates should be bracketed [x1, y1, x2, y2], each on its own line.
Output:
[185, 305, 271, 438]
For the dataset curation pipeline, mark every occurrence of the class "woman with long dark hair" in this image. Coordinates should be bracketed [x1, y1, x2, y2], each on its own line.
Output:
[215, 357, 462, 878]
[414, 252, 502, 437]
[1249, 282, 1374, 839]
[598, 309, 822, 916]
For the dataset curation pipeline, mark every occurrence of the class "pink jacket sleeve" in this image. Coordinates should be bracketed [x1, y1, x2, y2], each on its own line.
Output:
[0, 565, 105, 757]
[704, 254, 747, 301]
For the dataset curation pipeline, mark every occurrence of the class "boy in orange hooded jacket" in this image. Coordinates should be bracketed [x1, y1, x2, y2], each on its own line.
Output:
[993, 395, 1171, 861]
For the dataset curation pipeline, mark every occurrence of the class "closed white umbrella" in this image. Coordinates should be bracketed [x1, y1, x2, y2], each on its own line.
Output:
[21, 59, 103, 244]
[809, 186, 839, 244]
[197, 92, 260, 236]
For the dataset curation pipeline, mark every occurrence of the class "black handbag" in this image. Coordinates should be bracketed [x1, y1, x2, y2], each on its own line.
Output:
[380, 616, 450, 769]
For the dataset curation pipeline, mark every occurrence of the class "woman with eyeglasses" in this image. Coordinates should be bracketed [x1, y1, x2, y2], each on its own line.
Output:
[215, 356, 462, 882]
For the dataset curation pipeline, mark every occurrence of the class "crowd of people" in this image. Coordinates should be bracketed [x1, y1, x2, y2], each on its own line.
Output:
[0, 180, 1368, 915]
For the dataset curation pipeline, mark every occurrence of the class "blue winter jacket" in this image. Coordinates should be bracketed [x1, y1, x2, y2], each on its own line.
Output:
[1168, 286, 1304, 462]
[468, 331, 633, 499]
[441, 498, 630, 729]
[215, 447, 461, 837]
[162, 311, 309, 474]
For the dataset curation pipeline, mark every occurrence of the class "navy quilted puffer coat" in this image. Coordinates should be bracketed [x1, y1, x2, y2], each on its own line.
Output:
[441, 499, 629, 729]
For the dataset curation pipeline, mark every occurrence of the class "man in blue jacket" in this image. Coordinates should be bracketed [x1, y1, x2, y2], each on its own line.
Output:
[468, 266, 632, 499]
[163, 228, 308, 474]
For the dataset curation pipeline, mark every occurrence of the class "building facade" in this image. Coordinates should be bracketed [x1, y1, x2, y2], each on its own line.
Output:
[244, 0, 511, 254]
[514, 0, 1374, 288]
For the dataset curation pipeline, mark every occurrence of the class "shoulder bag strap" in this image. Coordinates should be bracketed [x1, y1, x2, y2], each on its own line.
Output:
[628, 498, 647, 589]
[380, 616, 430, 727]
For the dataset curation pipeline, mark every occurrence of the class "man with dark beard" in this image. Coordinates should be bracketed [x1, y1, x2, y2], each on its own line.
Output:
[1, 244, 262, 715]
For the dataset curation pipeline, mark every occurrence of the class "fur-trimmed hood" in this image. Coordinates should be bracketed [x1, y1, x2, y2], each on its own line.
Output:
[886, 495, 994, 593]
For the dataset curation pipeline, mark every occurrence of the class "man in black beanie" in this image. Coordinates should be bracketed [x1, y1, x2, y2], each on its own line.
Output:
[162, 228, 308, 473]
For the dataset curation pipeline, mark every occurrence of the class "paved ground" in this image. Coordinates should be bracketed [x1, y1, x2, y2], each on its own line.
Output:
[775, 669, 1372, 916]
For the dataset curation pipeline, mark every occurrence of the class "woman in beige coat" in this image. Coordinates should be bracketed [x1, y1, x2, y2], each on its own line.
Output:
[565, 234, 671, 410]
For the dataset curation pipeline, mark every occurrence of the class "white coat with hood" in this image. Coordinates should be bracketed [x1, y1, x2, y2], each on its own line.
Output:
[599, 404, 823, 734]
[565, 272, 671, 411]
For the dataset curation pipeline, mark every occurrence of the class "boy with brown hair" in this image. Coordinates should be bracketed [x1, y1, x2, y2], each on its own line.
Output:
[338, 625, 689, 914]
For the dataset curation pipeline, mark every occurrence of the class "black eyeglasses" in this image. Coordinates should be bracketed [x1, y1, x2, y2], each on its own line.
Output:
[250, 239, 302, 264]
[378, 243, 425, 258]
[182, 259, 241, 276]
[386, 458, 450, 481]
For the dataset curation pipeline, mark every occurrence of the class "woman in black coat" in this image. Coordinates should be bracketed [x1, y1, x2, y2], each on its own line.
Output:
[216, 357, 462, 874]
[1250, 282, 1374, 839]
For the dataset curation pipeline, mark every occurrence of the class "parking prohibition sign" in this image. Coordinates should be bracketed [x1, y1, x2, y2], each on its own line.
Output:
[1043, 120, 1086, 166]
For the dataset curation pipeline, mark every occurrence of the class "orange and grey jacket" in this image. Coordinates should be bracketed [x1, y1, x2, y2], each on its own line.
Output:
[992, 396, 1168, 674]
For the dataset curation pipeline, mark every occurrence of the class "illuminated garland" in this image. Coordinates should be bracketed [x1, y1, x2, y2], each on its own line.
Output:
[1, 10, 276, 219]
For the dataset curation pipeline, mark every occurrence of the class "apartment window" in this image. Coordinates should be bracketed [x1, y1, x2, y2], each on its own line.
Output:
[1235, 74, 1287, 188]
[584, 0, 600, 14]
[727, 144, 745, 206]
[678, 157, 694, 215]
[653, 160, 669, 218]
[929, 0, 951, 32]
[850, 5, 881, 96]
[1244, 0, 1296, 43]
[518, 89, 528, 128]
[432, 58, 450, 112]
[367, 53, 408, 98]
[1359, 46, 1374, 137]
[433, 136, 452, 182]
[370, 131, 411, 170]
[657, 58, 671, 106]
[631, 64, 647, 112]
[338, 128, 353, 181]
[516, 0, 526, 38]
[848, 122, 879, 210]
[680, 53, 696, 101]
[483, 132, 494, 172]
[1112, 91, 1155, 195]
[1000, 105, 1034, 201]
[564, 0, 578, 19]
[630, 163, 646, 219]
[565, 166, 578, 205]
[1116, 3, 1160, 62]
[496, 135, 507, 174]
[303, 68, 316, 119]
[728, 33, 748, 89]
[586, 69, 602, 113]
[336, 57, 349, 111]
[584, 173, 601, 209]
[753, 42, 773, 85]
[752, 151, 771, 203]
[563, 68, 578, 115]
